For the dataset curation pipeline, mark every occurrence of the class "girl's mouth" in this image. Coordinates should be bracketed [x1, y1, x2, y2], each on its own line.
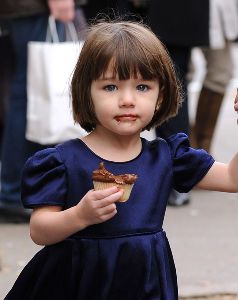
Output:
[115, 114, 138, 122]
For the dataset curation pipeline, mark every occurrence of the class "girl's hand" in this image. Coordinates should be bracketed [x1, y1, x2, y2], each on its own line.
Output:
[235, 88, 238, 124]
[75, 186, 123, 227]
[235, 88, 238, 112]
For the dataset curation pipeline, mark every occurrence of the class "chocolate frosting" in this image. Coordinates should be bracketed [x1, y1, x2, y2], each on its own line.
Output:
[92, 162, 138, 184]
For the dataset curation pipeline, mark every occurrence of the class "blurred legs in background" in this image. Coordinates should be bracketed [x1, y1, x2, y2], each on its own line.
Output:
[191, 42, 234, 153]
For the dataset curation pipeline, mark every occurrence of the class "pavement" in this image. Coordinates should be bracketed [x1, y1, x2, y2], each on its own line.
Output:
[0, 47, 238, 299]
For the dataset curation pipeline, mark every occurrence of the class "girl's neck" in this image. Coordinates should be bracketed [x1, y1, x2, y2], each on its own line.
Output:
[81, 129, 142, 162]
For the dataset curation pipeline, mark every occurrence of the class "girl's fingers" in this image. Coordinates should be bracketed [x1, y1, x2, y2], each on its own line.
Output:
[235, 101, 238, 111]
[98, 203, 117, 216]
[99, 204, 117, 222]
[234, 89, 238, 124]
[235, 88, 238, 106]
[93, 186, 121, 200]
[95, 190, 124, 208]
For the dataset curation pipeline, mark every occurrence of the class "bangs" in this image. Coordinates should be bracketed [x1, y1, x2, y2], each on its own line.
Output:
[90, 24, 163, 81]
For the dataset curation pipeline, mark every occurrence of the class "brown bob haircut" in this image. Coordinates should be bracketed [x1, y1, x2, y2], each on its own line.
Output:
[71, 20, 181, 133]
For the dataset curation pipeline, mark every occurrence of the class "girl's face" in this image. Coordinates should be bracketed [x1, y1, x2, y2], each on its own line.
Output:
[90, 68, 160, 136]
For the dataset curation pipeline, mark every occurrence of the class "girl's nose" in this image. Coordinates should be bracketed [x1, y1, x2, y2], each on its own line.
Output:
[119, 89, 136, 107]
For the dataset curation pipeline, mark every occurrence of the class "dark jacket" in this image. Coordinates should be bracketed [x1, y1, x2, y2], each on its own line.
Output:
[147, 0, 209, 47]
[0, 0, 86, 18]
[83, 0, 131, 21]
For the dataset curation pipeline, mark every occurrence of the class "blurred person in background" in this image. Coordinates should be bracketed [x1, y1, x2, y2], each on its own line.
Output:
[191, 0, 238, 153]
[0, 0, 86, 221]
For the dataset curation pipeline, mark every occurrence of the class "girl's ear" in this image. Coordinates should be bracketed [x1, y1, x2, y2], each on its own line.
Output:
[155, 92, 163, 112]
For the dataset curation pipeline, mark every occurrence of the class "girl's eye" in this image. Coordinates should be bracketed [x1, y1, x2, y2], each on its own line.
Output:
[104, 85, 117, 92]
[137, 84, 149, 92]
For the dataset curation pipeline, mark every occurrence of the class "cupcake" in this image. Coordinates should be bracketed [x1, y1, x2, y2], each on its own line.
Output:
[92, 162, 138, 202]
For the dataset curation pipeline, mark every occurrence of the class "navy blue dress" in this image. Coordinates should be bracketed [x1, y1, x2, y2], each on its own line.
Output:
[6, 133, 214, 300]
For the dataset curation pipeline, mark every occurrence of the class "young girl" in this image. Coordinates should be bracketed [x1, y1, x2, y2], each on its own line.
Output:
[6, 20, 238, 300]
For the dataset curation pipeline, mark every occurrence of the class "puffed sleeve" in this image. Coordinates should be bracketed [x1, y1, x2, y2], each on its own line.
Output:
[21, 148, 67, 208]
[166, 133, 215, 193]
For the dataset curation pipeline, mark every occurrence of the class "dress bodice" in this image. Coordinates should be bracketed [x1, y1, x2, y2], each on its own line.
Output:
[21, 133, 214, 238]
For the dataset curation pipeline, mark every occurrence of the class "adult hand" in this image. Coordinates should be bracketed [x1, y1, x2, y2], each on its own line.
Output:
[48, 0, 75, 23]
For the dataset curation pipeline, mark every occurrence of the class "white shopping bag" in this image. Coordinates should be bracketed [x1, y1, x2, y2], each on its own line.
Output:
[26, 16, 87, 145]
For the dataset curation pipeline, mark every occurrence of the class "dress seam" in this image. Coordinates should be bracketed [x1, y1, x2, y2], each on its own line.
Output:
[71, 229, 164, 240]
[55, 146, 70, 204]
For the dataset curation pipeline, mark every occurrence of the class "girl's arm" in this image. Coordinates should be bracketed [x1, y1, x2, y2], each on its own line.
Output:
[196, 155, 238, 192]
[197, 89, 238, 192]
[30, 186, 123, 246]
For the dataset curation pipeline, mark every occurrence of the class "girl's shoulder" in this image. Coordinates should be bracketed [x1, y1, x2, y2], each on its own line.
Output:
[55, 138, 86, 158]
[146, 132, 214, 163]
[22, 146, 68, 209]
[156, 133, 215, 193]
[162, 132, 190, 155]
[23, 139, 81, 181]
[143, 132, 190, 155]
[24, 147, 63, 170]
